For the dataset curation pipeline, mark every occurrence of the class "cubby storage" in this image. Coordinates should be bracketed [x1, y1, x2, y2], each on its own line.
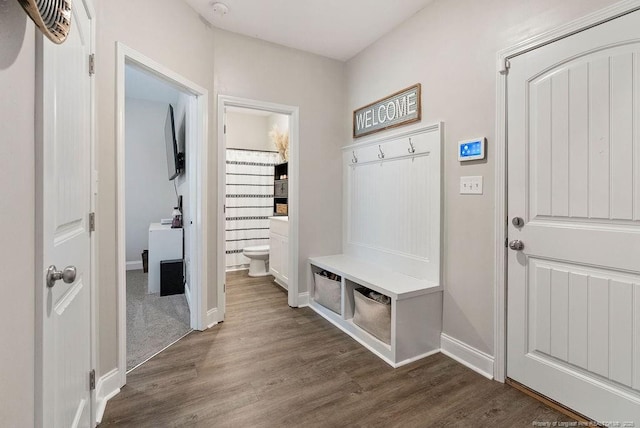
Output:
[273, 162, 288, 216]
[308, 254, 443, 367]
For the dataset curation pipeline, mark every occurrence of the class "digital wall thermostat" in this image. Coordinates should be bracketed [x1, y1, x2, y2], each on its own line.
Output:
[458, 137, 486, 161]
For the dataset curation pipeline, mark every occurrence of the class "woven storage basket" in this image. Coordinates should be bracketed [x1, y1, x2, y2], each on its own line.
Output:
[353, 288, 391, 344]
[313, 273, 341, 314]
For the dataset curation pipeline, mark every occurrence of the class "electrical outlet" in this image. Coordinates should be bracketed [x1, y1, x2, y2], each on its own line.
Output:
[460, 176, 483, 195]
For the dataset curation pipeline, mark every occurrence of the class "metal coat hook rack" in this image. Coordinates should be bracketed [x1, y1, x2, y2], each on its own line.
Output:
[408, 138, 416, 154]
[378, 145, 385, 160]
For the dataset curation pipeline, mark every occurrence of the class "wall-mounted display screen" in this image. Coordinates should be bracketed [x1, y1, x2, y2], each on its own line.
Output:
[458, 138, 485, 161]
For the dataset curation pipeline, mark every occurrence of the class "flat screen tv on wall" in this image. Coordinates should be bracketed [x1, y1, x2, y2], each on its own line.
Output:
[165, 104, 184, 180]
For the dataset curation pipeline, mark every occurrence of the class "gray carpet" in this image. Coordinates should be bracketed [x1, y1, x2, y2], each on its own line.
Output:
[126, 269, 191, 371]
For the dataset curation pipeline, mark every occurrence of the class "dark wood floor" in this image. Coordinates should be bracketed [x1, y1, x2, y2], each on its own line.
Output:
[101, 271, 572, 427]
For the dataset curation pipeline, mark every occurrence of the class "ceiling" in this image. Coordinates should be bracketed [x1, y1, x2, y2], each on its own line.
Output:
[183, 0, 433, 61]
[125, 65, 182, 104]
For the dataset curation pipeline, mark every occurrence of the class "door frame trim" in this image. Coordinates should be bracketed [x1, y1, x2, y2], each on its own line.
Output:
[494, 0, 640, 382]
[217, 95, 301, 315]
[115, 43, 209, 388]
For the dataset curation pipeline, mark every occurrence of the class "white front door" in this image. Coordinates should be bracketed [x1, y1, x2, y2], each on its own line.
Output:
[507, 10, 640, 423]
[37, 2, 94, 427]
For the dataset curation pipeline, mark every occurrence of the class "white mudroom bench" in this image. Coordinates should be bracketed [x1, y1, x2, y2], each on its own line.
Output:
[308, 254, 443, 368]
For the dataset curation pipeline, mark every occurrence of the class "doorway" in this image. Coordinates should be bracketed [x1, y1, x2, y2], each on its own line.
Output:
[497, 4, 640, 423]
[217, 96, 300, 320]
[116, 44, 209, 384]
[122, 64, 193, 371]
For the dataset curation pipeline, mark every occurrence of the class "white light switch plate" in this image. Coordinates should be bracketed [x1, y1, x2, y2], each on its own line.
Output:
[460, 176, 483, 195]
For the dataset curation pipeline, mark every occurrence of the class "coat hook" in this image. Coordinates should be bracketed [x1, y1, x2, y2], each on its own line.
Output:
[408, 138, 416, 154]
[352, 151, 358, 164]
[378, 145, 385, 160]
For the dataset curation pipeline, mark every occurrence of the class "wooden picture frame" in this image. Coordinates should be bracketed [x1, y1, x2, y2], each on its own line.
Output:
[353, 84, 421, 138]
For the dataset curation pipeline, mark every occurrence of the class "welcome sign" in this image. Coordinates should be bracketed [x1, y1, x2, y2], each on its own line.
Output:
[353, 84, 421, 138]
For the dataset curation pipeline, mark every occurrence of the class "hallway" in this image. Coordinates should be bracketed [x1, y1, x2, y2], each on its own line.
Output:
[100, 271, 571, 427]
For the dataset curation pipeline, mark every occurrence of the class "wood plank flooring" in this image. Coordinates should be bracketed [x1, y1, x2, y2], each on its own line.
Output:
[100, 271, 572, 427]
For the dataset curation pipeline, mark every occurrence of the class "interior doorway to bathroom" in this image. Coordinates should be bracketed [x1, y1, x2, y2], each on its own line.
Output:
[224, 107, 287, 274]
[217, 96, 300, 319]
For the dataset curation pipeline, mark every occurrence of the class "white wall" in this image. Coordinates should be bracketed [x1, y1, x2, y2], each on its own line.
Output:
[125, 98, 178, 264]
[226, 112, 272, 151]
[268, 113, 289, 136]
[225, 111, 290, 154]
[268, 113, 290, 161]
[0, 1, 35, 425]
[213, 28, 346, 308]
[346, 0, 620, 356]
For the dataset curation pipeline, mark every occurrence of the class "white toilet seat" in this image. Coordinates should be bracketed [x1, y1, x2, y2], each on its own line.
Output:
[243, 245, 270, 277]
[243, 245, 269, 256]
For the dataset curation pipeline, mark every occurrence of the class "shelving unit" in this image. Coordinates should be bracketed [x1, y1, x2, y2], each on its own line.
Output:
[308, 254, 443, 368]
[273, 162, 288, 216]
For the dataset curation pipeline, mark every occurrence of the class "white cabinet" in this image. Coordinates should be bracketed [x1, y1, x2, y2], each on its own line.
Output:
[148, 223, 183, 294]
[269, 217, 288, 289]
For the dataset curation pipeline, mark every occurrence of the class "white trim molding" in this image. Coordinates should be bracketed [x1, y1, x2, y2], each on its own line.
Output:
[184, 283, 192, 312]
[95, 368, 121, 425]
[217, 95, 301, 319]
[125, 261, 142, 271]
[441, 333, 494, 380]
[297, 292, 309, 307]
[116, 42, 209, 390]
[207, 308, 219, 329]
[493, 0, 640, 383]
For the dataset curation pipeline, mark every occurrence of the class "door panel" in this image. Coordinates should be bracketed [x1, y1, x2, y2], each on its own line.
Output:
[526, 259, 639, 389]
[529, 48, 640, 223]
[38, 2, 93, 427]
[507, 9, 640, 423]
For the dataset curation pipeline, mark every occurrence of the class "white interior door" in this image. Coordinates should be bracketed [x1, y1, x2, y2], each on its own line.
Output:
[507, 10, 640, 423]
[37, 2, 93, 427]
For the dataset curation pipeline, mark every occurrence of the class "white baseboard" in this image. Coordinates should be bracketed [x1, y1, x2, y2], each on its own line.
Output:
[297, 292, 309, 307]
[440, 333, 494, 380]
[126, 261, 142, 271]
[273, 277, 288, 291]
[184, 283, 192, 312]
[225, 266, 249, 272]
[95, 368, 121, 424]
[206, 308, 218, 328]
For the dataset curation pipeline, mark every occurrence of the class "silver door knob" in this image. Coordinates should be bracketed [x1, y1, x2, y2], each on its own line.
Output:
[508, 240, 524, 251]
[46, 265, 77, 288]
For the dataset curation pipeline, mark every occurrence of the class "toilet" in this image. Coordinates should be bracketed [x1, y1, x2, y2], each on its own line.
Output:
[243, 245, 270, 277]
